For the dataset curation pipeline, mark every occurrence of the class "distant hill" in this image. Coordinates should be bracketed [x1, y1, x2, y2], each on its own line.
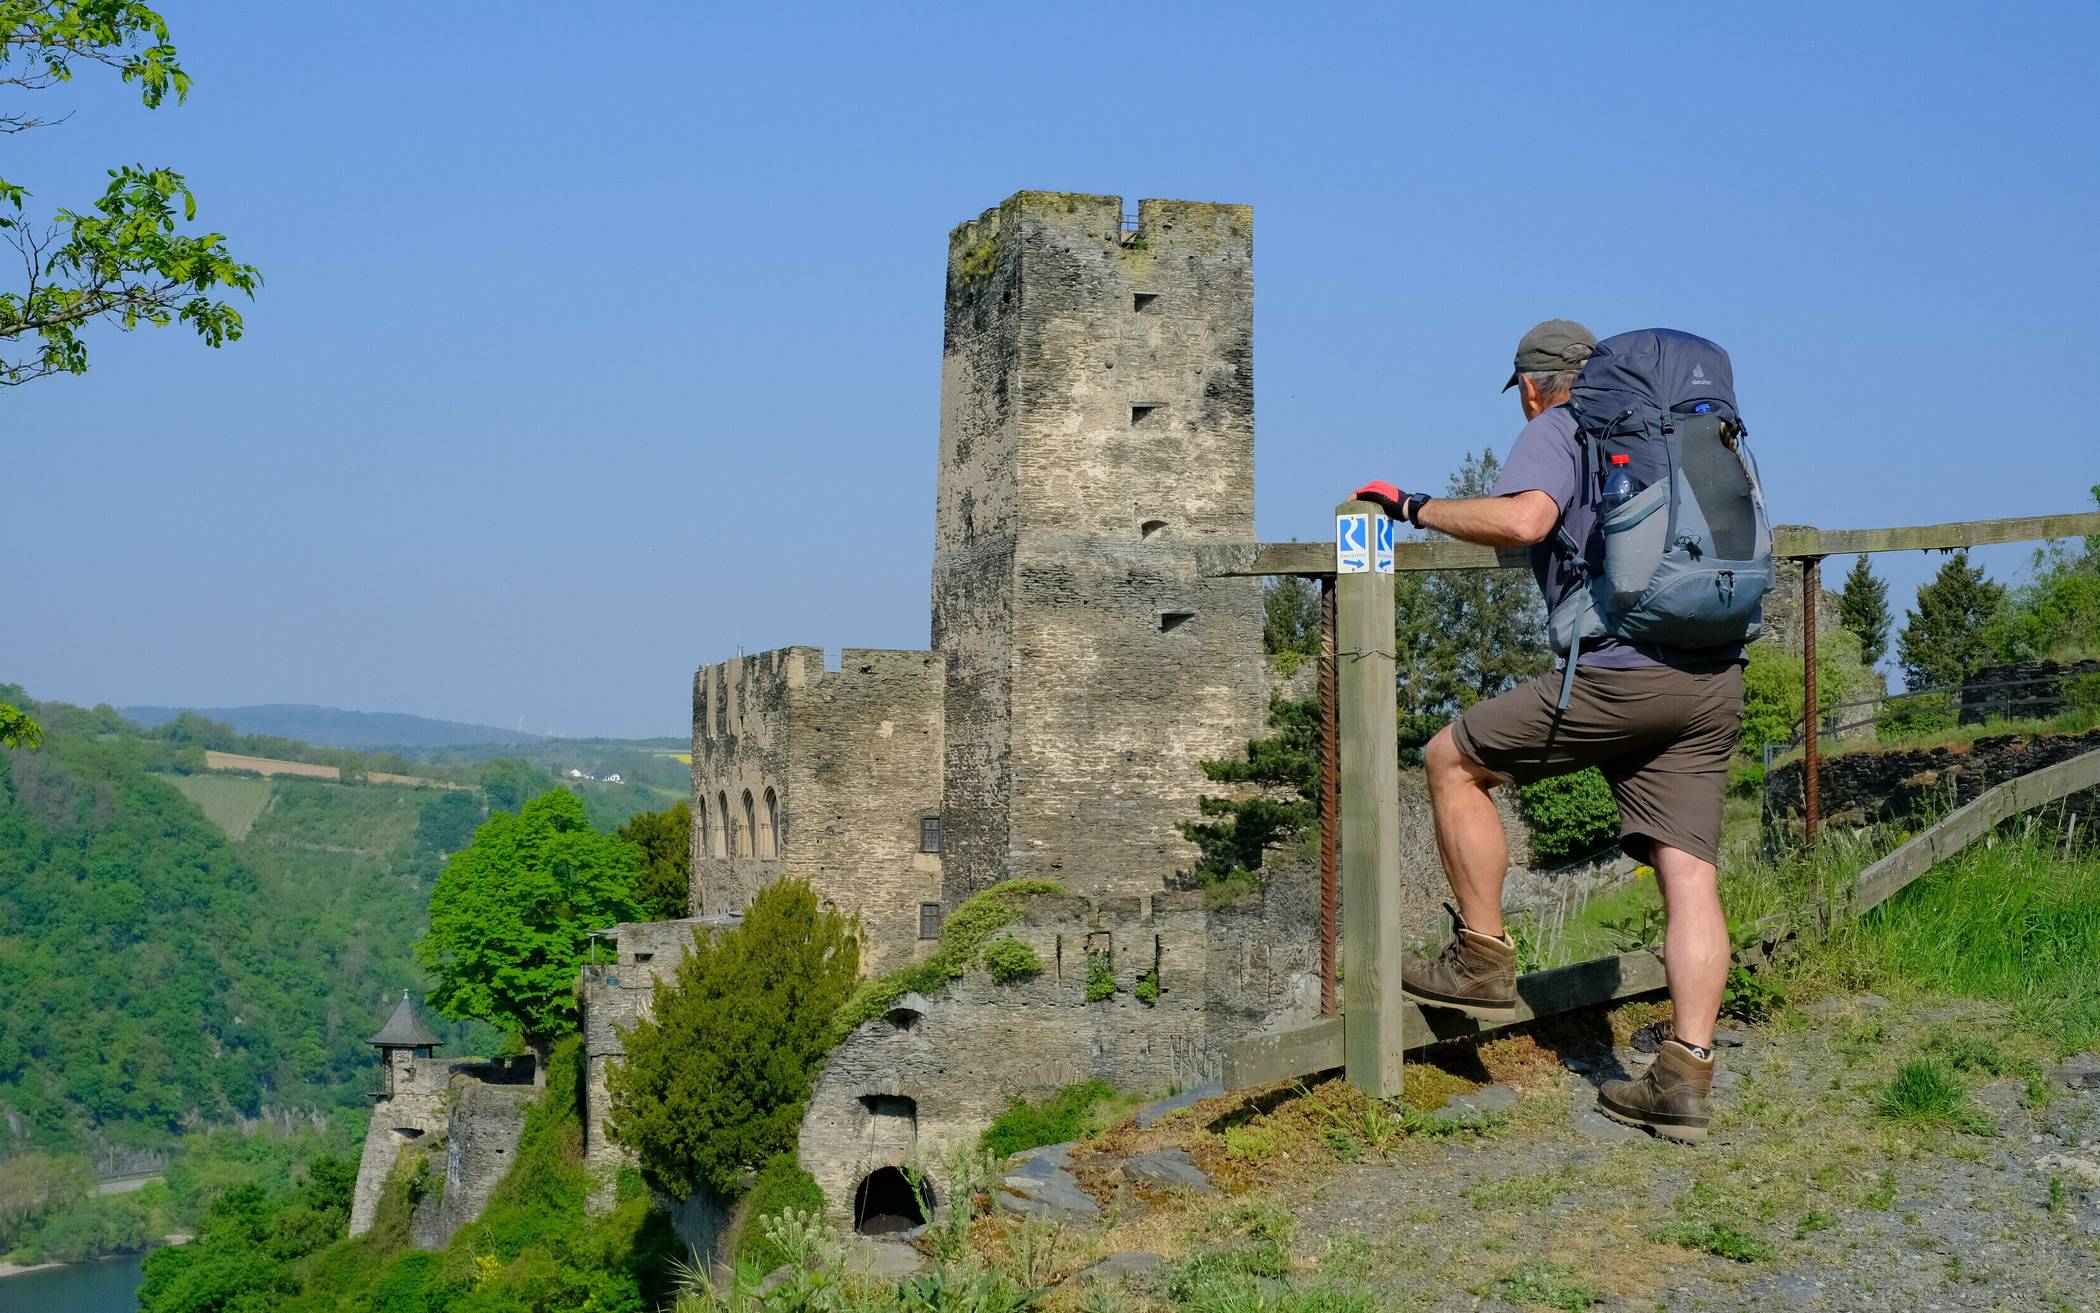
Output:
[123, 702, 546, 751]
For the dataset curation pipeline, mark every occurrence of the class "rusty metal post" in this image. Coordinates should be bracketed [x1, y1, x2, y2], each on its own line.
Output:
[1802, 557, 1823, 852]
[1319, 576, 1338, 1017]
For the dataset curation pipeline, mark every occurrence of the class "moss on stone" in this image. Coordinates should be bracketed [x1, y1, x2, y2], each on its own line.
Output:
[832, 878, 1066, 1037]
[956, 232, 999, 284]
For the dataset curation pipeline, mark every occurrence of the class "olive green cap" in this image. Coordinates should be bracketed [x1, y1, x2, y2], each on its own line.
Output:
[1502, 319, 1597, 391]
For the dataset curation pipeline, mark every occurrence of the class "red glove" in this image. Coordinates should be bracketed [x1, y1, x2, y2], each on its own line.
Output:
[1353, 480, 1411, 519]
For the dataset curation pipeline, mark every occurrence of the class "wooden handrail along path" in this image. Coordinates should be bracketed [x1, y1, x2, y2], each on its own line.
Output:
[1213, 508, 2100, 1097]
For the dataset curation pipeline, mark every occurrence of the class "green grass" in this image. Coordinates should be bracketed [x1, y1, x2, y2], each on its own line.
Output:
[168, 773, 275, 840]
[1650, 1218, 1775, 1263]
[1498, 1260, 1600, 1310]
[980, 1080, 1122, 1157]
[1831, 827, 2100, 1053]
[1875, 1060, 1997, 1135]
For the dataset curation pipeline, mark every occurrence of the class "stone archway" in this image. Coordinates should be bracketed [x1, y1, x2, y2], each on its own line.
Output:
[851, 1165, 932, 1235]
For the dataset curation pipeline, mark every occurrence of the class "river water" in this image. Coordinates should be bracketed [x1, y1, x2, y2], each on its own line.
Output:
[0, 1253, 146, 1312]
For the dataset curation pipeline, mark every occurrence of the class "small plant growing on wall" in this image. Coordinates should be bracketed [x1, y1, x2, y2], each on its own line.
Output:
[982, 935, 1042, 984]
[1086, 952, 1116, 1002]
[1134, 969, 1160, 1006]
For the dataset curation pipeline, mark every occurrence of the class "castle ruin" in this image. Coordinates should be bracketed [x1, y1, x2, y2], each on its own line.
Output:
[690, 191, 1269, 966]
[362, 190, 1327, 1246]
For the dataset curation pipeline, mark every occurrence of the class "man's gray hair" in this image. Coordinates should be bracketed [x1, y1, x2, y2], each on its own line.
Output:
[1524, 369, 1580, 400]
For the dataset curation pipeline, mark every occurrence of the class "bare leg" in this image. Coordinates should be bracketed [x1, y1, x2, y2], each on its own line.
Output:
[1424, 725, 1511, 937]
[1651, 843, 1728, 1049]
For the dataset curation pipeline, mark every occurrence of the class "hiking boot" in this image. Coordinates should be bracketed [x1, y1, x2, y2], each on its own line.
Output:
[1598, 1039, 1715, 1142]
[1400, 903, 1518, 1021]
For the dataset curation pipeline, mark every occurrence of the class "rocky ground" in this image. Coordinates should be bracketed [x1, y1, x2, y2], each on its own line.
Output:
[924, 995, 2100, 1312]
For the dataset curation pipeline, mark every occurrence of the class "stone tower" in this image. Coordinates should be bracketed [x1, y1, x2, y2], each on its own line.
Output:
[931, 191, 1267, 902]
[348, 991, 441, 1236]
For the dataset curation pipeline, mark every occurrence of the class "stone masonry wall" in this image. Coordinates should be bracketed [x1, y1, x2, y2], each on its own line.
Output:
[1766, 727, 2100, 832]
[349, 1050, 447, 1235]
[349, 1053, 529, 1237]
[797, 869, 1319, 1226]
[691, 647, 942, 970]
[932, 191, 1266, 905]
[690, 651, 796, 916]
[408, 1079, 534, 1250]
[787, 648, 944, 971]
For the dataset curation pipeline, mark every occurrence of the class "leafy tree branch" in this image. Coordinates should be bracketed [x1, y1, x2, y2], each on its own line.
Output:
[0, 2, 255, 387]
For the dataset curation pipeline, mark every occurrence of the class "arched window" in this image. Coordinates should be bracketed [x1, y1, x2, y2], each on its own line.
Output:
[696, 798, 712, 859]
[763, 788, 780, 858]
[742, 791, 757, 858]
[717, 792, 731, 858]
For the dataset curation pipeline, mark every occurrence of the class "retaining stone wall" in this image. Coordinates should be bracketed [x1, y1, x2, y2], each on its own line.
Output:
[1766, 727, 2100, 831]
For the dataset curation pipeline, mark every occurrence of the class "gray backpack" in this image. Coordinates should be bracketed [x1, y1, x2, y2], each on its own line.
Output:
[1546, 328, 1772, 708]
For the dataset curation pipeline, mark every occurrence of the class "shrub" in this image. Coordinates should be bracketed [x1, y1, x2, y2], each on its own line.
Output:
[1134, 969, 1160, 1006]
[980, 1081, 1117, 1157]
[981, 936, 1042, 984]
[1516, 768, 1620, 865]
[606, 880, 860, 1199]
[732, 1153, 825, 1275]
[1086, 952, 1116, 1002]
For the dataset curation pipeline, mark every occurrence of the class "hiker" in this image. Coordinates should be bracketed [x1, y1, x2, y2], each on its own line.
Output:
[1352, 320, 1771, 1142]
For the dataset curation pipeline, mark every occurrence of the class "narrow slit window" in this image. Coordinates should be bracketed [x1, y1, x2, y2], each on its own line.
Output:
[1132, 292, 1160, 313]
[1130, 403, 1163, 427]
[1160, 611, 1195, 633]
[919, 815, 943, 853]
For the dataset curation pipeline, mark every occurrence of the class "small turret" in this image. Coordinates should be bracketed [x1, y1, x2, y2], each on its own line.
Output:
[368, 990, 438, 1098]
[369, 989, 439, 1051]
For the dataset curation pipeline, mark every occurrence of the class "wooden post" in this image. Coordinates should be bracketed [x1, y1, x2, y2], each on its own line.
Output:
[1318, 576, 1338, 1018]
[1802, 557, 1823, 853]
[1335, 499, 1404, 1097]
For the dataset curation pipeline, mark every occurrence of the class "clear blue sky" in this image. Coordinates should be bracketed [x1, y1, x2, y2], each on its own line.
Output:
[7, 3, 2096, 739]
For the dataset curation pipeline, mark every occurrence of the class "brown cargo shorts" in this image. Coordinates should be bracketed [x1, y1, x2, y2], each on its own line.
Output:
[1449, 662, 1745, 866]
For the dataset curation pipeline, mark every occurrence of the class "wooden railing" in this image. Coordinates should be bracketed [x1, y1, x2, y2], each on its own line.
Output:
[1208, 507, 2100, 1097]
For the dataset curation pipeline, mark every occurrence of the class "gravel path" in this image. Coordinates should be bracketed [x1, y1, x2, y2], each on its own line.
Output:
[1047, 997, 2100, 1312]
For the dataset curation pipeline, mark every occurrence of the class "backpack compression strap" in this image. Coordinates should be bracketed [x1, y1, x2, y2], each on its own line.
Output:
[1547, 428, 1601, 712]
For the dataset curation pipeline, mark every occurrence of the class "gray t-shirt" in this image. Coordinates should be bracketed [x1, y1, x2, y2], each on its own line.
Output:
[1491, 405, 1741, 670]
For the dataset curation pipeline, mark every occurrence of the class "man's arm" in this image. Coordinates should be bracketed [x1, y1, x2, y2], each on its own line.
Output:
[1413, 491, 1559, 548]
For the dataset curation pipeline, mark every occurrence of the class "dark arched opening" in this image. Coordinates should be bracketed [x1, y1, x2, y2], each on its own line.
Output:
[852, 1166, 932, 1236]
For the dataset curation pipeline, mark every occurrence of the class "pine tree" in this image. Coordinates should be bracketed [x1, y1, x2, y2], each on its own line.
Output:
[1179, 696, 1319, 889]
[604, 880, 858, 1199]
[1837, 555, 1892, 668]
[1897, 551, 2008, 691]
[1262, 575, 1322, 672]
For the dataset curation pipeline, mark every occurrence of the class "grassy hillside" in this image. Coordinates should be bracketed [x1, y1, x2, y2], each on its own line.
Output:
[0, 700, 460, 1163]
[169, 774, 274, 841]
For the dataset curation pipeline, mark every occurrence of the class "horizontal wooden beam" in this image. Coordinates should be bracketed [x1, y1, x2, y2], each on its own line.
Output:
[1212, 511, 2100, 579]
[1774, 512, 2100, 560]
[1206, 540, 1532, 577]
[1221, 947, 1669, 1090]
